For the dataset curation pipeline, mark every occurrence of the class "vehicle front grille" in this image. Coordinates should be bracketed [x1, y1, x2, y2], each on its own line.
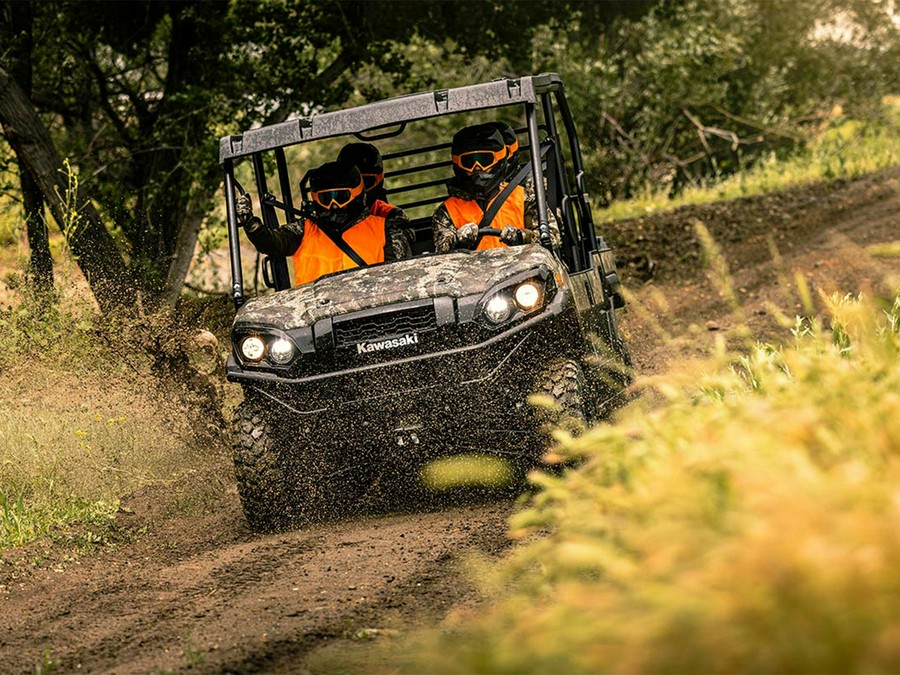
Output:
[332, 303, 438, 347]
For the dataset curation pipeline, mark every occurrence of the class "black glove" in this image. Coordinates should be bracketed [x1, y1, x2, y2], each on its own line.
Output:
[456, 221, 479, 248]
[235, 194, 261, 232]
[500, 224, 525, 246]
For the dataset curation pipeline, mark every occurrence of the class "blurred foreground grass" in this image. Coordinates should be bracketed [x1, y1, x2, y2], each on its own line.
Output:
[396, 290, 900, 673]
[601, 96, 900, 222]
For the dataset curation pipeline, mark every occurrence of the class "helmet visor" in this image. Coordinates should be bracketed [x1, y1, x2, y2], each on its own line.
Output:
[311, 181, 364, 210]
[452, 148, 507, 173]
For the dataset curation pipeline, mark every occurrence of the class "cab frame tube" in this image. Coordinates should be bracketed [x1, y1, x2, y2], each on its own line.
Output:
[224, 160, 245, 308]
[525, 102, 552, 248]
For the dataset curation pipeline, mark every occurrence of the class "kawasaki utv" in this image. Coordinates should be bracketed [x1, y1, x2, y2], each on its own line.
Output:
[219, 73, 631, 531]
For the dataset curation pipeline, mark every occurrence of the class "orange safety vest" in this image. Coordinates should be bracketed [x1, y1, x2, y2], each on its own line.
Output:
[369, 199, 395, 219]
[442, 186, 526, 250]
[292, 215, 386, 286]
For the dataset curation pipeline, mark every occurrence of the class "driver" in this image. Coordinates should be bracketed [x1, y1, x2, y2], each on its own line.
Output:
[432, 123, 558, 253]
[235, 161, 411, 286]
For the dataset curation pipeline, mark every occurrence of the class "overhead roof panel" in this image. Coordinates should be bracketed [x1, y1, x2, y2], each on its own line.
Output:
[219, 73, 562, 163]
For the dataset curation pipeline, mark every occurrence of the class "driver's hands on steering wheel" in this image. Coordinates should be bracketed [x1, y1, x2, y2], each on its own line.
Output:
[500, 224, 525, 246]
[456, 221, 479, 248]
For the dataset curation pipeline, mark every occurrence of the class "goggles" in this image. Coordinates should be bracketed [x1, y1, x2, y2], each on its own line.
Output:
[452, 148, 507, 173]
[310, 180, 364, 210]
[360, 172, 384, 191]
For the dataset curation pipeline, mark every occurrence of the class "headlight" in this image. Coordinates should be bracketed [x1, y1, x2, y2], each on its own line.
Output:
[235, 331, 299, 367]
[484, 295, 512, 324]
[268, 338, 295, 365]
[240, 336, 266, 361]
[514, 281, 541, 310]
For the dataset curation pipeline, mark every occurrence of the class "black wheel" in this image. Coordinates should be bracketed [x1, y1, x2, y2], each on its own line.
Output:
[232, 397, 365, 531]
[232, 398, 297, 532]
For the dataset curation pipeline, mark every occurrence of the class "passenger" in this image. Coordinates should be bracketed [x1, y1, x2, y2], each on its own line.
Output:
[337, 142, 389, 209]
[432, 123, 559, 253]
[235, 161, 411, 286]
[488, 121, 520, 179]
[337, 142, 414, 248]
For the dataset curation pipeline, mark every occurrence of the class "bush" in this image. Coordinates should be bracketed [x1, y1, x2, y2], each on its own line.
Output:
[401, 291, 900, 674]
[533, 0, 900, 203]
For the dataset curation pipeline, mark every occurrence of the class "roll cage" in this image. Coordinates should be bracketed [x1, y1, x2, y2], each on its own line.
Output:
[220, 72, 614, 309]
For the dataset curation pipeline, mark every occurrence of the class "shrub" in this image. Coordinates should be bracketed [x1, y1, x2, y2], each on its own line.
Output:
[402, 291, 900, 674]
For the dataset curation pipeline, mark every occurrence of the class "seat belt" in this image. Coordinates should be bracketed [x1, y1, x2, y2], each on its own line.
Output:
[478, 143, 549, 230]
[317, 224, 369, 268]
[477, 162, 532, 230]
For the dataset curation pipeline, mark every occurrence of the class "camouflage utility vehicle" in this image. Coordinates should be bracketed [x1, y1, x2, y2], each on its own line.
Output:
[220, 73, 631, 531]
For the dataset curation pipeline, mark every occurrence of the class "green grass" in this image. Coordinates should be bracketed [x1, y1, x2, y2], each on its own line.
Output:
[386, 287, 900, 674]
[0, 304, 206, 551]
[599, 96, 900, 222]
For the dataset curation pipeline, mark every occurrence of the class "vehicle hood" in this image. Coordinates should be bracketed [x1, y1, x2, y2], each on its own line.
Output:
[234, 245, 562, 329]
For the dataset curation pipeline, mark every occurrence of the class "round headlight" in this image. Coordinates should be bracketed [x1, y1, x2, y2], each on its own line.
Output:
[484, 295, 512, 324]
[240, 336, 265, 361]
[514, 281, 541, 310]
[268, 338, 295, 365]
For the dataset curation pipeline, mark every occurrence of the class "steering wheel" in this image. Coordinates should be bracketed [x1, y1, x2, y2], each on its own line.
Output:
[476, 226, 502, 243]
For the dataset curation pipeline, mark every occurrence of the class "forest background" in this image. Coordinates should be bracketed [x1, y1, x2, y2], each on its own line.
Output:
[1, 3, 899, 671]
[0, 0, 897, 312]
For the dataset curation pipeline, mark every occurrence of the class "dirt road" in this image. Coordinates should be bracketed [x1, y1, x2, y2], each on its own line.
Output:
[0, 169, 897, 673]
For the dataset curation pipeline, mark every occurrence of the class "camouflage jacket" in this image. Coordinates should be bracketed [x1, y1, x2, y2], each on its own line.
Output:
[244, 202, 413, 261]
[432, 176, 561, 253]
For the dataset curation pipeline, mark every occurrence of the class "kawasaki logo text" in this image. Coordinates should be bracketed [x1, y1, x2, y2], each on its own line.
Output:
[356, 333, 419, 354]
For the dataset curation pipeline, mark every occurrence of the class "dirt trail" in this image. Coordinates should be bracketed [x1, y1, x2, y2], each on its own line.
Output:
[0, 170, 897, 673]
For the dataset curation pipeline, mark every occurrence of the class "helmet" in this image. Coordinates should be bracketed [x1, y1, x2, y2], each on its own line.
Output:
[337, 143, 386, 202]
[451, 124, 509, 198]
[307, 161, 367, 230]
[488, 122, 519, 164]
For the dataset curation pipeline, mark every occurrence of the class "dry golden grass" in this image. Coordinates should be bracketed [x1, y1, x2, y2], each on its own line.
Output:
[0, 303, 207, 550]
[392, 290, 900, 674]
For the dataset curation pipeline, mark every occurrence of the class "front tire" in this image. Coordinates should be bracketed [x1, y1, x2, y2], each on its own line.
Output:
[535, 358, 587, 436]
[232, 399, 296, 532]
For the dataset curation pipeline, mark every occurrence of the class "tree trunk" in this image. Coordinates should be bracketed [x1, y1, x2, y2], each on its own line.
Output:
[162, 199, 206, 310]
[0, 62, 134, 313]
[4, 0, 54, 299]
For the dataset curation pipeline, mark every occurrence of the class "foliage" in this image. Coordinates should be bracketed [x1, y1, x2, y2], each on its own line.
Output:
[600, 95, 900, 221]
[396, 291, 900, 673]
[0, 137, 18, 247]
[533, 0, 900, 202]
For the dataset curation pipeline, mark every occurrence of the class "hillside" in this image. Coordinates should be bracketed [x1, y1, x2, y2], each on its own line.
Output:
[0, 169, 897, 672]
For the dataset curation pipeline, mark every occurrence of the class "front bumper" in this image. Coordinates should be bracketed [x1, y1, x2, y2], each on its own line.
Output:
[227, 288, 581, 414]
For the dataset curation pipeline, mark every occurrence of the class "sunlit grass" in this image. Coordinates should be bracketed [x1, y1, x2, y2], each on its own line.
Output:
[599, 96, 900, 222]
[390, 286, 900, 674]
[0, 304, 204, 551]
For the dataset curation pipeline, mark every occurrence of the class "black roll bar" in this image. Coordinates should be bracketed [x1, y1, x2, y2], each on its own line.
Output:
[540, 92, 584, 270]
[525, 103, 552, 248]
[223, 160, 244, 308]
[553, 86, 598, 252]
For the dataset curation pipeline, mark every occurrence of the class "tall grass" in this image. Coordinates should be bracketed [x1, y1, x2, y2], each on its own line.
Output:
[600, 96, 900, 222]
[397, 291, 900, 673]
[0, 302, 204, 550]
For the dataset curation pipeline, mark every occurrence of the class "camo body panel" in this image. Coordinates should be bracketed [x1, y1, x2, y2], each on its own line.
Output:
[235, 244, 564, 329]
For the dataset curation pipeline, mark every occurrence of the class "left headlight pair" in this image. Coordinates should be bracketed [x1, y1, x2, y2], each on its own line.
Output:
[235, 332, 298, 367]
[480, 279, 545, 326]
